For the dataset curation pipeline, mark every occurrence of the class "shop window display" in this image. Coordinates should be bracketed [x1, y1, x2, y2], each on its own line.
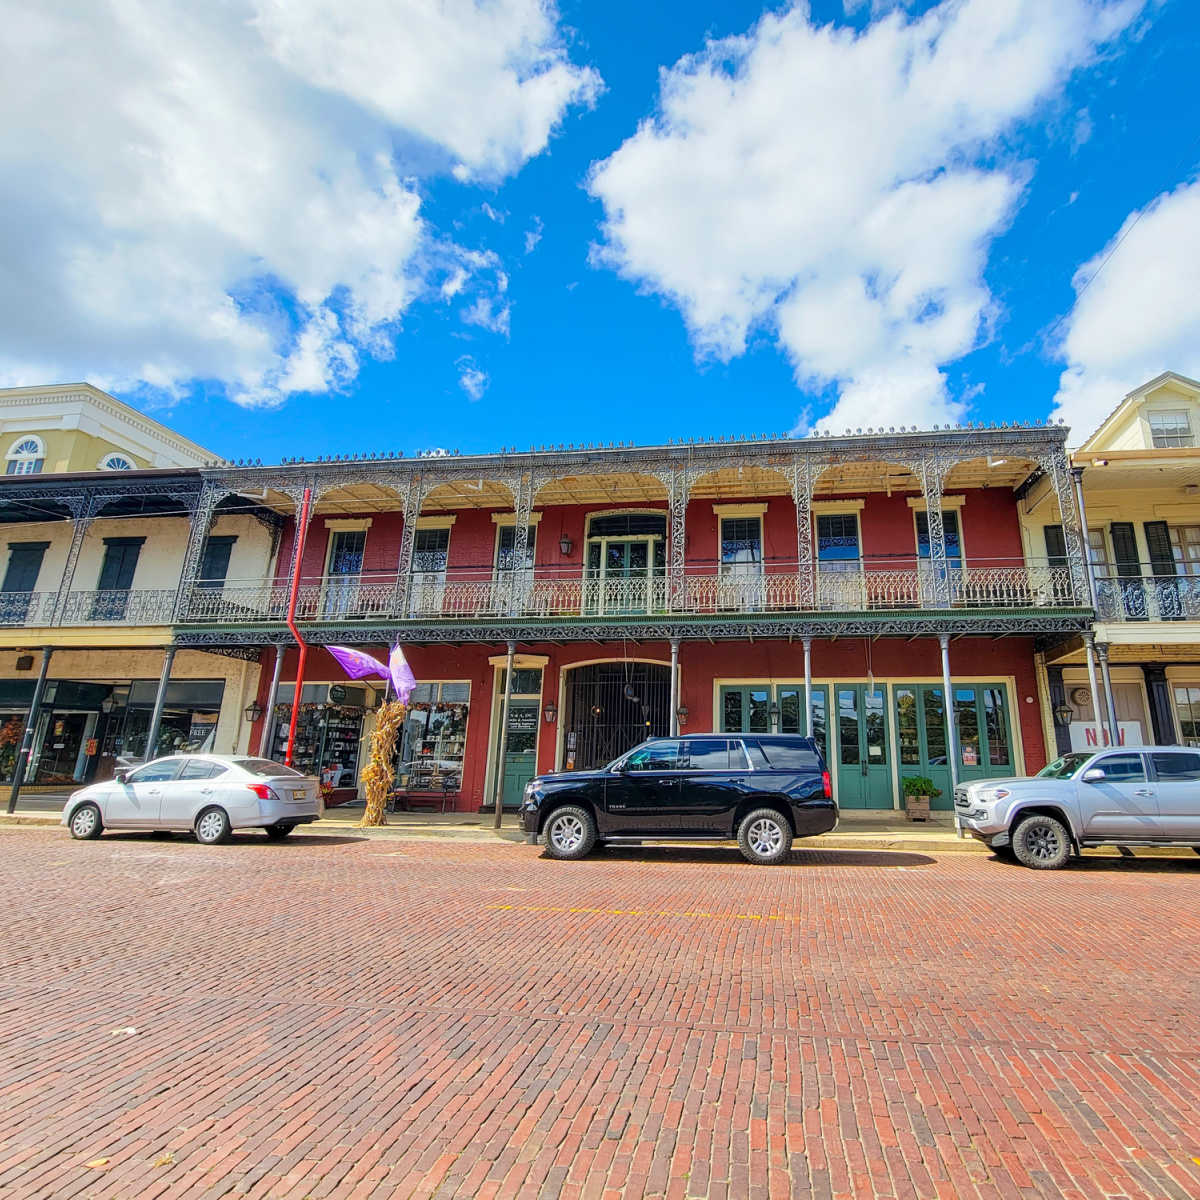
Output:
[270, 683, 369, 789]
[398, 683, 470, 792]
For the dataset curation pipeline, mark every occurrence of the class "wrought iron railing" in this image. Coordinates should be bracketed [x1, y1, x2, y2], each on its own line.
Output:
[1094, 572, 1200, 622]
[60, 589, 178, 625]
[174, 561, 1084, 624]
[0, 591, 57, 626]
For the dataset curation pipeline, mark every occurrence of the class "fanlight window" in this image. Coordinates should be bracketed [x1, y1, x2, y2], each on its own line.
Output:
[99, 453, 135, 471]
[5, 437, 45, 475]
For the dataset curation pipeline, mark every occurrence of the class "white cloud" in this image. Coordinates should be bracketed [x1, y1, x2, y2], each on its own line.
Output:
[0, 0, 598, 406]
[589, 0, 1145, 431]
[1052, 180, 1200, 442]
[456, 356, 489, 400]
[462, 297, 512, 338]
[525, 216, 545, 254]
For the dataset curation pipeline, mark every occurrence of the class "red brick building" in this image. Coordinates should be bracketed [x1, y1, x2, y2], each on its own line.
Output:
[174, 425, 1091, 811]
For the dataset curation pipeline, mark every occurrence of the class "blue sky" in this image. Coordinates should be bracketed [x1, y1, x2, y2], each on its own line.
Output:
[3, 0, 1199, 459]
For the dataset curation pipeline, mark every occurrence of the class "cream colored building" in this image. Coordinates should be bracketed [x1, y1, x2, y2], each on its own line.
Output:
[0, 382, 212, 476]
[1023, 372, 1200, 756]
[0, 383, 273, 792]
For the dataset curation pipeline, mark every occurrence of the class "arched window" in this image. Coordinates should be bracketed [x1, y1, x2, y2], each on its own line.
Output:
[99, 453, 135, 471]
[5, 437, 45, 476]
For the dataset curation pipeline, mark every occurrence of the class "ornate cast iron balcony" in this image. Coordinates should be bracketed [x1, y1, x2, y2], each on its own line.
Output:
[176, 559, 1084, 626]
[1094, 571, 1200, 623]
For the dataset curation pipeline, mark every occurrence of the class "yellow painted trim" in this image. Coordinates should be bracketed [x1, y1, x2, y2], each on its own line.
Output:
[907, 495, 966, 510]
[416, 515, 457, 529]
[712, 502, 768, 517]
[487, 652, 549, 668]
[324, 517, 373, 532]
[490, 512, 544, 525]
[0, 627, 173, 650]
[812, 499, 865, 513]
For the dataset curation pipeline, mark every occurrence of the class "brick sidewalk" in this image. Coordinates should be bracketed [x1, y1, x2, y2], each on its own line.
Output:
[1, 829, 1198, 1198]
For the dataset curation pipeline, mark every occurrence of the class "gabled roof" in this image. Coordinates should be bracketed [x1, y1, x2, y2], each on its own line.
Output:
[1078, 371, 1200, 453]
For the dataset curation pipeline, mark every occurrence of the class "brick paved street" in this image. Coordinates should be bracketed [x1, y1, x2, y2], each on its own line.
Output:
[1, 829, 1198, 1200]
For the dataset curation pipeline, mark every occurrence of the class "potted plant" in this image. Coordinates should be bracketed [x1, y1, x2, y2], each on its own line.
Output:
[900, 775, 940, 821]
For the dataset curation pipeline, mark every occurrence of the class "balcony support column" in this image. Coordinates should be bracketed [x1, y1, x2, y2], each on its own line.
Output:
[173, 483, 222, 621]
[260, 645, 285, 757]
[395, 474, 430, 616]
[1081, 632, 1107, 747]
[493, 639, 516, 829]
[6, 647, 52, 813]
[143, 646, 177, 763]
[921, 457, 952, 609]
[1041, 447, 1089, 606]
[665, 467, 695, 612]
[789, 456, 816, 609]
[52, 496, 97, 625]
[669, 637, 680, 736]
[938, 632, 963, 836]
[1095, 641, 1120, 745]
[507, 471, 535, 616]
[1071, 466, 1097, 608]
[803, 637, 813, 737]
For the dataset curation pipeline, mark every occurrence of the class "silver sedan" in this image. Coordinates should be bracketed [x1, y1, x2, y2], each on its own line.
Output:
[61, 754, 324, 843]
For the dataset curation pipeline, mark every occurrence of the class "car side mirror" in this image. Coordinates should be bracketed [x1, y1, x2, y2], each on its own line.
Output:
[1081, 767, 1106, 783]
[114, 770, 129, 784]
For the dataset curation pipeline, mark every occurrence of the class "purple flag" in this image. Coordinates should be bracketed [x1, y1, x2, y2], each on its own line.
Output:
[328, 645, 388, 680]
[389, 644, 417, 704]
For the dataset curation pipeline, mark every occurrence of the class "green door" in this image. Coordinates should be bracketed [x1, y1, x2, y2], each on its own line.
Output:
[952, 685, 1014, 786]
[834, 685, 891, 808]
[894, 685, 953, 809]
[893, 683, 1014, 808]
[500, 699, 539, 809]
[719, 684, 829, 764]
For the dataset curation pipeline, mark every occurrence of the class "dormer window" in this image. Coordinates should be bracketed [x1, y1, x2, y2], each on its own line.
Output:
[1148, 410, 1193, 448]
[99, 453, 135, 471]
[5, 437, 45, 475]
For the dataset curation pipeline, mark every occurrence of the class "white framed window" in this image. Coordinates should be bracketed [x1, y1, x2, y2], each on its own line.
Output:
[5, 437, 45, 476]
[98, 453, 135, 471]
[1148, 410, 1193, 448]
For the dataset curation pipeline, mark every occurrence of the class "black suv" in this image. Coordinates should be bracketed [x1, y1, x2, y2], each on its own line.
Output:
[520, 733, 835, 865]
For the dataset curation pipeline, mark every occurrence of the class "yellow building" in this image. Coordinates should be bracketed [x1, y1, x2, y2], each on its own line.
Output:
[1028, 372, 1200, 756]
[0, 382, 211, 476]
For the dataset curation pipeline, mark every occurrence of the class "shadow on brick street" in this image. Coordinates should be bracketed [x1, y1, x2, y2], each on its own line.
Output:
[95, 831, 368, 848]
[581, 845, 937, 868]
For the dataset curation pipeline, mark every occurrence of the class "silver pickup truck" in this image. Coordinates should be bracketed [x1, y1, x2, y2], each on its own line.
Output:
[955, 746, 1200, 869]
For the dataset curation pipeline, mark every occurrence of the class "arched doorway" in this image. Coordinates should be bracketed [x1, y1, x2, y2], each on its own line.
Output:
[562, 662, 671, 770]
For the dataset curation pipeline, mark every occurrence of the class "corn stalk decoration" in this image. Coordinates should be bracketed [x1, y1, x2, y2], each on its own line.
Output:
[358, 698, 407, 827]
[326, 644, 418, 828]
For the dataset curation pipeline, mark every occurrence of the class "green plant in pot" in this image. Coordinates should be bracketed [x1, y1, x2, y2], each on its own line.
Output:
[901, 775, 940, 816]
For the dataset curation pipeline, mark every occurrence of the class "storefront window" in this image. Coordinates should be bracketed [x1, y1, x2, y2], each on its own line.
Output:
[955, 687, 980, 767]
[120, 680, 225, 759]
[923, 687, 946, 762]
[896, 688, 919, 765]
[1173, 685, 1200, 747]
[270, 683, 367, 787]
[983, 688, 1010, 766]
[398, 682, 470, 791]
[0, 712, 25, 782]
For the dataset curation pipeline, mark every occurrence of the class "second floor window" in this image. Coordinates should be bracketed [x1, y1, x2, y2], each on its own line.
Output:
[816, 513, 860, 570]
[413, 527, 449, 575]
[495, 525, 536, 572]
[328, 530, 366, 578]
[915, 511, 963, 568]
[720, 517, 762, 573]
[1148, 410, 1193, 448]
[1171, 525, 1200, 575]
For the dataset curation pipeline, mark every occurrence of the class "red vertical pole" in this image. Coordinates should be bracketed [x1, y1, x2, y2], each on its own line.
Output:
[284, 487, 312, 767]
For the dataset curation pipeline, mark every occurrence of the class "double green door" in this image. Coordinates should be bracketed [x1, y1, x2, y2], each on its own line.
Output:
[894, 683, 1013, 808]
[834, 685, 891, 808]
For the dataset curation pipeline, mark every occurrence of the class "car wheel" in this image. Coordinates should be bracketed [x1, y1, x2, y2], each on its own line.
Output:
[737, 808, 793, 865]
[195, 806, 232, 845]
[543, 806, 596, 860]
[1011, 814, 1072, 870]
[264, 822, 296, 840]
[69, 803, 103, 840]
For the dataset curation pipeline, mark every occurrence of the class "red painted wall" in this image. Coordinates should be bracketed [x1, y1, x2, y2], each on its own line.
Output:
[252, 635, 1047, 811]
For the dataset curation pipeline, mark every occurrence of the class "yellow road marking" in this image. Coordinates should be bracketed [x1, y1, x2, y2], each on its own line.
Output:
[485, 903, 797, 922]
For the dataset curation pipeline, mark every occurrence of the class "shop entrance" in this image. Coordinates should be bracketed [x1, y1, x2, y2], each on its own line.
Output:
[500, 700, 539, 809]
[562, 662, 670, 770]
[32, 711, 93, 784]
[834, 684, 891, 808]
[893, 682, 1013, 808]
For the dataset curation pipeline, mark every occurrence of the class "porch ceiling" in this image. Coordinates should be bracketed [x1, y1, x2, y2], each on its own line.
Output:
[1076, 457, 1200, 492]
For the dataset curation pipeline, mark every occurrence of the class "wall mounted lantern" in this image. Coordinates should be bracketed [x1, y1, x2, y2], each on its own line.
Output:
[543, 699, 558, 723]
[244, 700, 265, 723]
[559, 533, 574, 556]
[675, 704, 689, 726]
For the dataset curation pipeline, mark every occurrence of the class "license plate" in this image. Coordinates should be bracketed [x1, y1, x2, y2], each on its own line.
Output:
[292, 790, 307, 803]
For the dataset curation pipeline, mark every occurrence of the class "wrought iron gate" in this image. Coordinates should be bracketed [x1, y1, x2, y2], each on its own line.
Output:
[562, 662, 671, 770]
